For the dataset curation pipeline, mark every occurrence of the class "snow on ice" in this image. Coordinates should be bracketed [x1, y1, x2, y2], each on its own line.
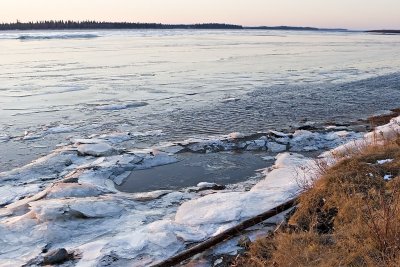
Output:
[0, 117, 398, 266]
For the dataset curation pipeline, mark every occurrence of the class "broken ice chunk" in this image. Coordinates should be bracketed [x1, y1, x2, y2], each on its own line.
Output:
[267, 142, 287, 152]
[77, 143, 116, 157]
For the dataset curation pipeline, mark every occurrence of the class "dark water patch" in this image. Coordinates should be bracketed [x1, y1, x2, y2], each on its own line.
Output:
[158, 73, 400, 139]
[116, 151, 269, 193]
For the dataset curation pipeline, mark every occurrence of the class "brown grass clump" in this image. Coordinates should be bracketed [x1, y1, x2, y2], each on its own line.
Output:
[234, 135, 400, 267]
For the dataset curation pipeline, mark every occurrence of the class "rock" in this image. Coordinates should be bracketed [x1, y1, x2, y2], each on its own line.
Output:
[61, 177, 79, 183]
[77, 143, 115, 157]
[41, 243, 51, 253]
[43, 248, 70, 265]
[298, 125, 318, 131]
[238, 236, 251, 248]
[64, 159, 73, 166]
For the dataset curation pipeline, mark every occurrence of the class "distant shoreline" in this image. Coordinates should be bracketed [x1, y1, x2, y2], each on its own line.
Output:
[1, 21, 398, 34]
[0, 20, 348, 31]
[366, 30, 400, 34]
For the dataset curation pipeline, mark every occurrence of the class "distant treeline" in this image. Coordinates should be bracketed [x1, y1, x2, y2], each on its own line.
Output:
[246, 26, 347, 31]
[367, 30, 400, 34]
[0, 20, 243, 30]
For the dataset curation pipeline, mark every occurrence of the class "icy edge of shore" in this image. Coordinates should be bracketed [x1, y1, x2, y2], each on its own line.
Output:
[1, 117, 399, 266]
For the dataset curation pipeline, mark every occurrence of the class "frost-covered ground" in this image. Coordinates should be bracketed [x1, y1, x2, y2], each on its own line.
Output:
[6, 115, 400, 266]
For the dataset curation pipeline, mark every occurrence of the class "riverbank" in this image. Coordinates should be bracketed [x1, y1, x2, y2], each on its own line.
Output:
[0, 111, 398, 266]
[234, 121, 400, 266]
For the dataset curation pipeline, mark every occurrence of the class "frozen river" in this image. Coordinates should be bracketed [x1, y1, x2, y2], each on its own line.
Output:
[1, 29, 400, 266]
[1, 29, 400, 171]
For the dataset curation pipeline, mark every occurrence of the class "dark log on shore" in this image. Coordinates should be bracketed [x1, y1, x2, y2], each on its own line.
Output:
[151, 198, 298, 267]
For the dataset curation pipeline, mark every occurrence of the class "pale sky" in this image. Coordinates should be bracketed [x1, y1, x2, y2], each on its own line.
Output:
[1, 0, 399, 30]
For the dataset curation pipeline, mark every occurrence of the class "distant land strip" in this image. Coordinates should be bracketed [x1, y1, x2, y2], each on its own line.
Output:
[0, 20, 348, 31]
[366, 30, 400, 34]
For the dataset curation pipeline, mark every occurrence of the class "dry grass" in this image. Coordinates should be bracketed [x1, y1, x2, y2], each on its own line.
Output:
[234, 135, 400, 267]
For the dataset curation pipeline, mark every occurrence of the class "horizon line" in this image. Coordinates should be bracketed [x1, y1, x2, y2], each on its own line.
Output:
[0, 20, 398, 31]
[0, 20, 351, 30]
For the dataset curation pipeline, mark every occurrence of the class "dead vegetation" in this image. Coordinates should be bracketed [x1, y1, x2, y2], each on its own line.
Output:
[234, 134, 400, 267]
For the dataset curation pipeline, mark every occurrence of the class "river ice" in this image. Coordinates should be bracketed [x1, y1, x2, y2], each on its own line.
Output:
[1, 30, 400, 266]
[1, 30, 400, 172]
[2, 115, 397, 266]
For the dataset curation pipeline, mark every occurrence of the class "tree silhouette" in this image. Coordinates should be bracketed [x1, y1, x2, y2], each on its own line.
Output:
[0, 21, 243, 31]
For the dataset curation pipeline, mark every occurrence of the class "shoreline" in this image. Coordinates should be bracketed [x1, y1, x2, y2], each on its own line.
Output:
[0, 21, 348, 32]
[232, 117, 400, 266]
[1, 111, 399, 265]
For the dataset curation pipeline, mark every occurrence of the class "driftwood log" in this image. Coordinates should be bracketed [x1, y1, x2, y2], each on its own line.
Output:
[151, 198, 297, 267]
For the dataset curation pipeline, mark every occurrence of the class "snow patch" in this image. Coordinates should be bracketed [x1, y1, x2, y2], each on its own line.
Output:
[377, 159, 394, 165]
[384, 175, 393, 181]
[325, 116, 400, 159]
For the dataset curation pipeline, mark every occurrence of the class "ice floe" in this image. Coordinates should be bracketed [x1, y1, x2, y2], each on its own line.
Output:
[0, 134, 10, 143]
[290, 130, 360, 152]
[77, 143, 116, 157]
[195, 182, 226, 191]
[46, 125, 76, 134]
[22, 125, 76, 141]
[23, 131, 46, 141]
[0, 184, 41, 207]
[94, 102, 148, 111]
[170, 129, 360, 154]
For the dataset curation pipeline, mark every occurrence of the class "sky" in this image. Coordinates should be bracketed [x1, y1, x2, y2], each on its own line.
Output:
[1, 0, 399, 30]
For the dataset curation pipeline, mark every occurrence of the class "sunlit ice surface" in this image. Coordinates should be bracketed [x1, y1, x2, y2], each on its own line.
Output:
[0, 29, 400, 171]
